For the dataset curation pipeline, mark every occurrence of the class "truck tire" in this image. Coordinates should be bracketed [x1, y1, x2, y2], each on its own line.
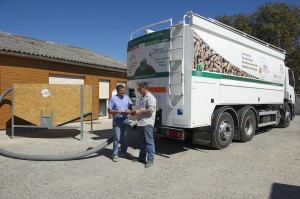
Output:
[214, 112, 234, 149]
[240, 109, 256, 142]
[283, 106, 291, 128]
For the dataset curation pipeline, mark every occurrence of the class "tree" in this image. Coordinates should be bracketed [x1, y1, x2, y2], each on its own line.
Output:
[216, 13, 254, 35]
[216, 2, 300, 90]
[253, 2, 299, 50]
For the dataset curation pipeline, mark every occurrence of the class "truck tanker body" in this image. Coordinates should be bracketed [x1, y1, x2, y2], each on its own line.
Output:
[127, 11, 295, 149]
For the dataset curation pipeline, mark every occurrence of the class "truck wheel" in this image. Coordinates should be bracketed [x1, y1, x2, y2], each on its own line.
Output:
[214, 112, 234, 149]
[240, 109, 256, 142]
[283, 106, 291, 128]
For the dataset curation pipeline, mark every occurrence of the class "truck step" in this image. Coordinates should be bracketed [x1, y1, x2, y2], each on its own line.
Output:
[258, 121, 277, 127]
[171, 35, 183, 39]
[170, 59, 182, 62]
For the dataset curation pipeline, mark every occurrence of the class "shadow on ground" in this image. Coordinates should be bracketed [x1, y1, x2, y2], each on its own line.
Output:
[89, 129, 213, 161]
[5, 128, 81, 140]
[270, 183, 300, 199]
[4, 124, 279, 161]
[232, 126, 274, 143]
[3, 124, 278, 161]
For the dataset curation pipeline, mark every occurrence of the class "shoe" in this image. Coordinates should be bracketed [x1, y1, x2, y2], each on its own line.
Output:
[112, 156, 118, 162]
[132, 158, 146, 164]
[145, 161, 154, 168]
[119, 152, 128, 158]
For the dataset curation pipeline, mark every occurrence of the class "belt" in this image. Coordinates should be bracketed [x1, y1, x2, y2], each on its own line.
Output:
[114, 117, 128, 120]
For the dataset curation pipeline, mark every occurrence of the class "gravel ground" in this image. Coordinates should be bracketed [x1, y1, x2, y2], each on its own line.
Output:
[0, 117, 299, 199]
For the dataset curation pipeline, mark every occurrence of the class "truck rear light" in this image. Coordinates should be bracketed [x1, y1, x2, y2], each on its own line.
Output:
[167, 130, 185, 138]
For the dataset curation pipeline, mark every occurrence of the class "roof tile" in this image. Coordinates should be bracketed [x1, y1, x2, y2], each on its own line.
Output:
[0, 32, 127, 70]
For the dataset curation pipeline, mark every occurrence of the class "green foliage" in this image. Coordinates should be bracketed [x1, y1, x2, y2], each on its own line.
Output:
[286, 43, 300, 92]
[216, 2, 300, 88]
[253, 2, 299, 50]
[216, 13, 255, 35]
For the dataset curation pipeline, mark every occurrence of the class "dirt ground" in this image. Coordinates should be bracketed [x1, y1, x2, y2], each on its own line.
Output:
[0, 117, 299, 199]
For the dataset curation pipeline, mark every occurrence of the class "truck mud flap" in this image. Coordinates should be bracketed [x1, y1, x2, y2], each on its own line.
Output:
[193, 130, 214, 147]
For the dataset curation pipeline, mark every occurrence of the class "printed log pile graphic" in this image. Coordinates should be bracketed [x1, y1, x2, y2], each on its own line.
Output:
[193, 30, 257, 79]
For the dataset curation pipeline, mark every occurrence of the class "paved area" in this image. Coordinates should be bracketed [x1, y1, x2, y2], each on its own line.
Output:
[0, 117, 299, 199]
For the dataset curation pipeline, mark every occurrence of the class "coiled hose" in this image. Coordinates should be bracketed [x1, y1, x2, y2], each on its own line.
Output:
[0, 87, 113, 161]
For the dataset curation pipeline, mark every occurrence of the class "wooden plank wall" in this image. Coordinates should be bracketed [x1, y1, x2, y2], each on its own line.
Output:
[0, 54, 127, 129]
[14, 84, 92, 126]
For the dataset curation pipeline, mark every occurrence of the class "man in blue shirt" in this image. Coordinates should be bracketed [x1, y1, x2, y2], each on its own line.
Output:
[108, 84, 133, 162]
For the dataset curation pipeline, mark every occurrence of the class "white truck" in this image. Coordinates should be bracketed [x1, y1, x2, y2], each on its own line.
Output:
[127, 11, 295, 149]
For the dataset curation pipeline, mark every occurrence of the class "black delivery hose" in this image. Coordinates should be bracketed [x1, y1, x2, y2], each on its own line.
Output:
[0, 87, 113, 161]
[0, 138, 113, 161]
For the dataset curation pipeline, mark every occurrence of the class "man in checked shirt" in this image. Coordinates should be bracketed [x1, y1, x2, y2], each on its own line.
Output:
[131, 82, 157, 168]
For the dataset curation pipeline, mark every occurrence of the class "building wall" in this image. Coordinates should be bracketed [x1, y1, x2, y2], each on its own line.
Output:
[0, 54, 127, 129]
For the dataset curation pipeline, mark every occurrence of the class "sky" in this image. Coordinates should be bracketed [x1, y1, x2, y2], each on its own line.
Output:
[0, 0, 299, 62]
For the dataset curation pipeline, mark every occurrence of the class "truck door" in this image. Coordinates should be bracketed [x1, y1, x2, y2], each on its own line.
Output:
[285, 68, 295, 104]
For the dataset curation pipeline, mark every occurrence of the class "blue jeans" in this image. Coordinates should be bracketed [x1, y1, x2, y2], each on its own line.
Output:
[113, 118, 129, 156]
[137, 125, 155, 162]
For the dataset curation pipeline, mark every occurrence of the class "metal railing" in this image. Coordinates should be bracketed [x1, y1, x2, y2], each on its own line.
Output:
[130, 18, 172, 40]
